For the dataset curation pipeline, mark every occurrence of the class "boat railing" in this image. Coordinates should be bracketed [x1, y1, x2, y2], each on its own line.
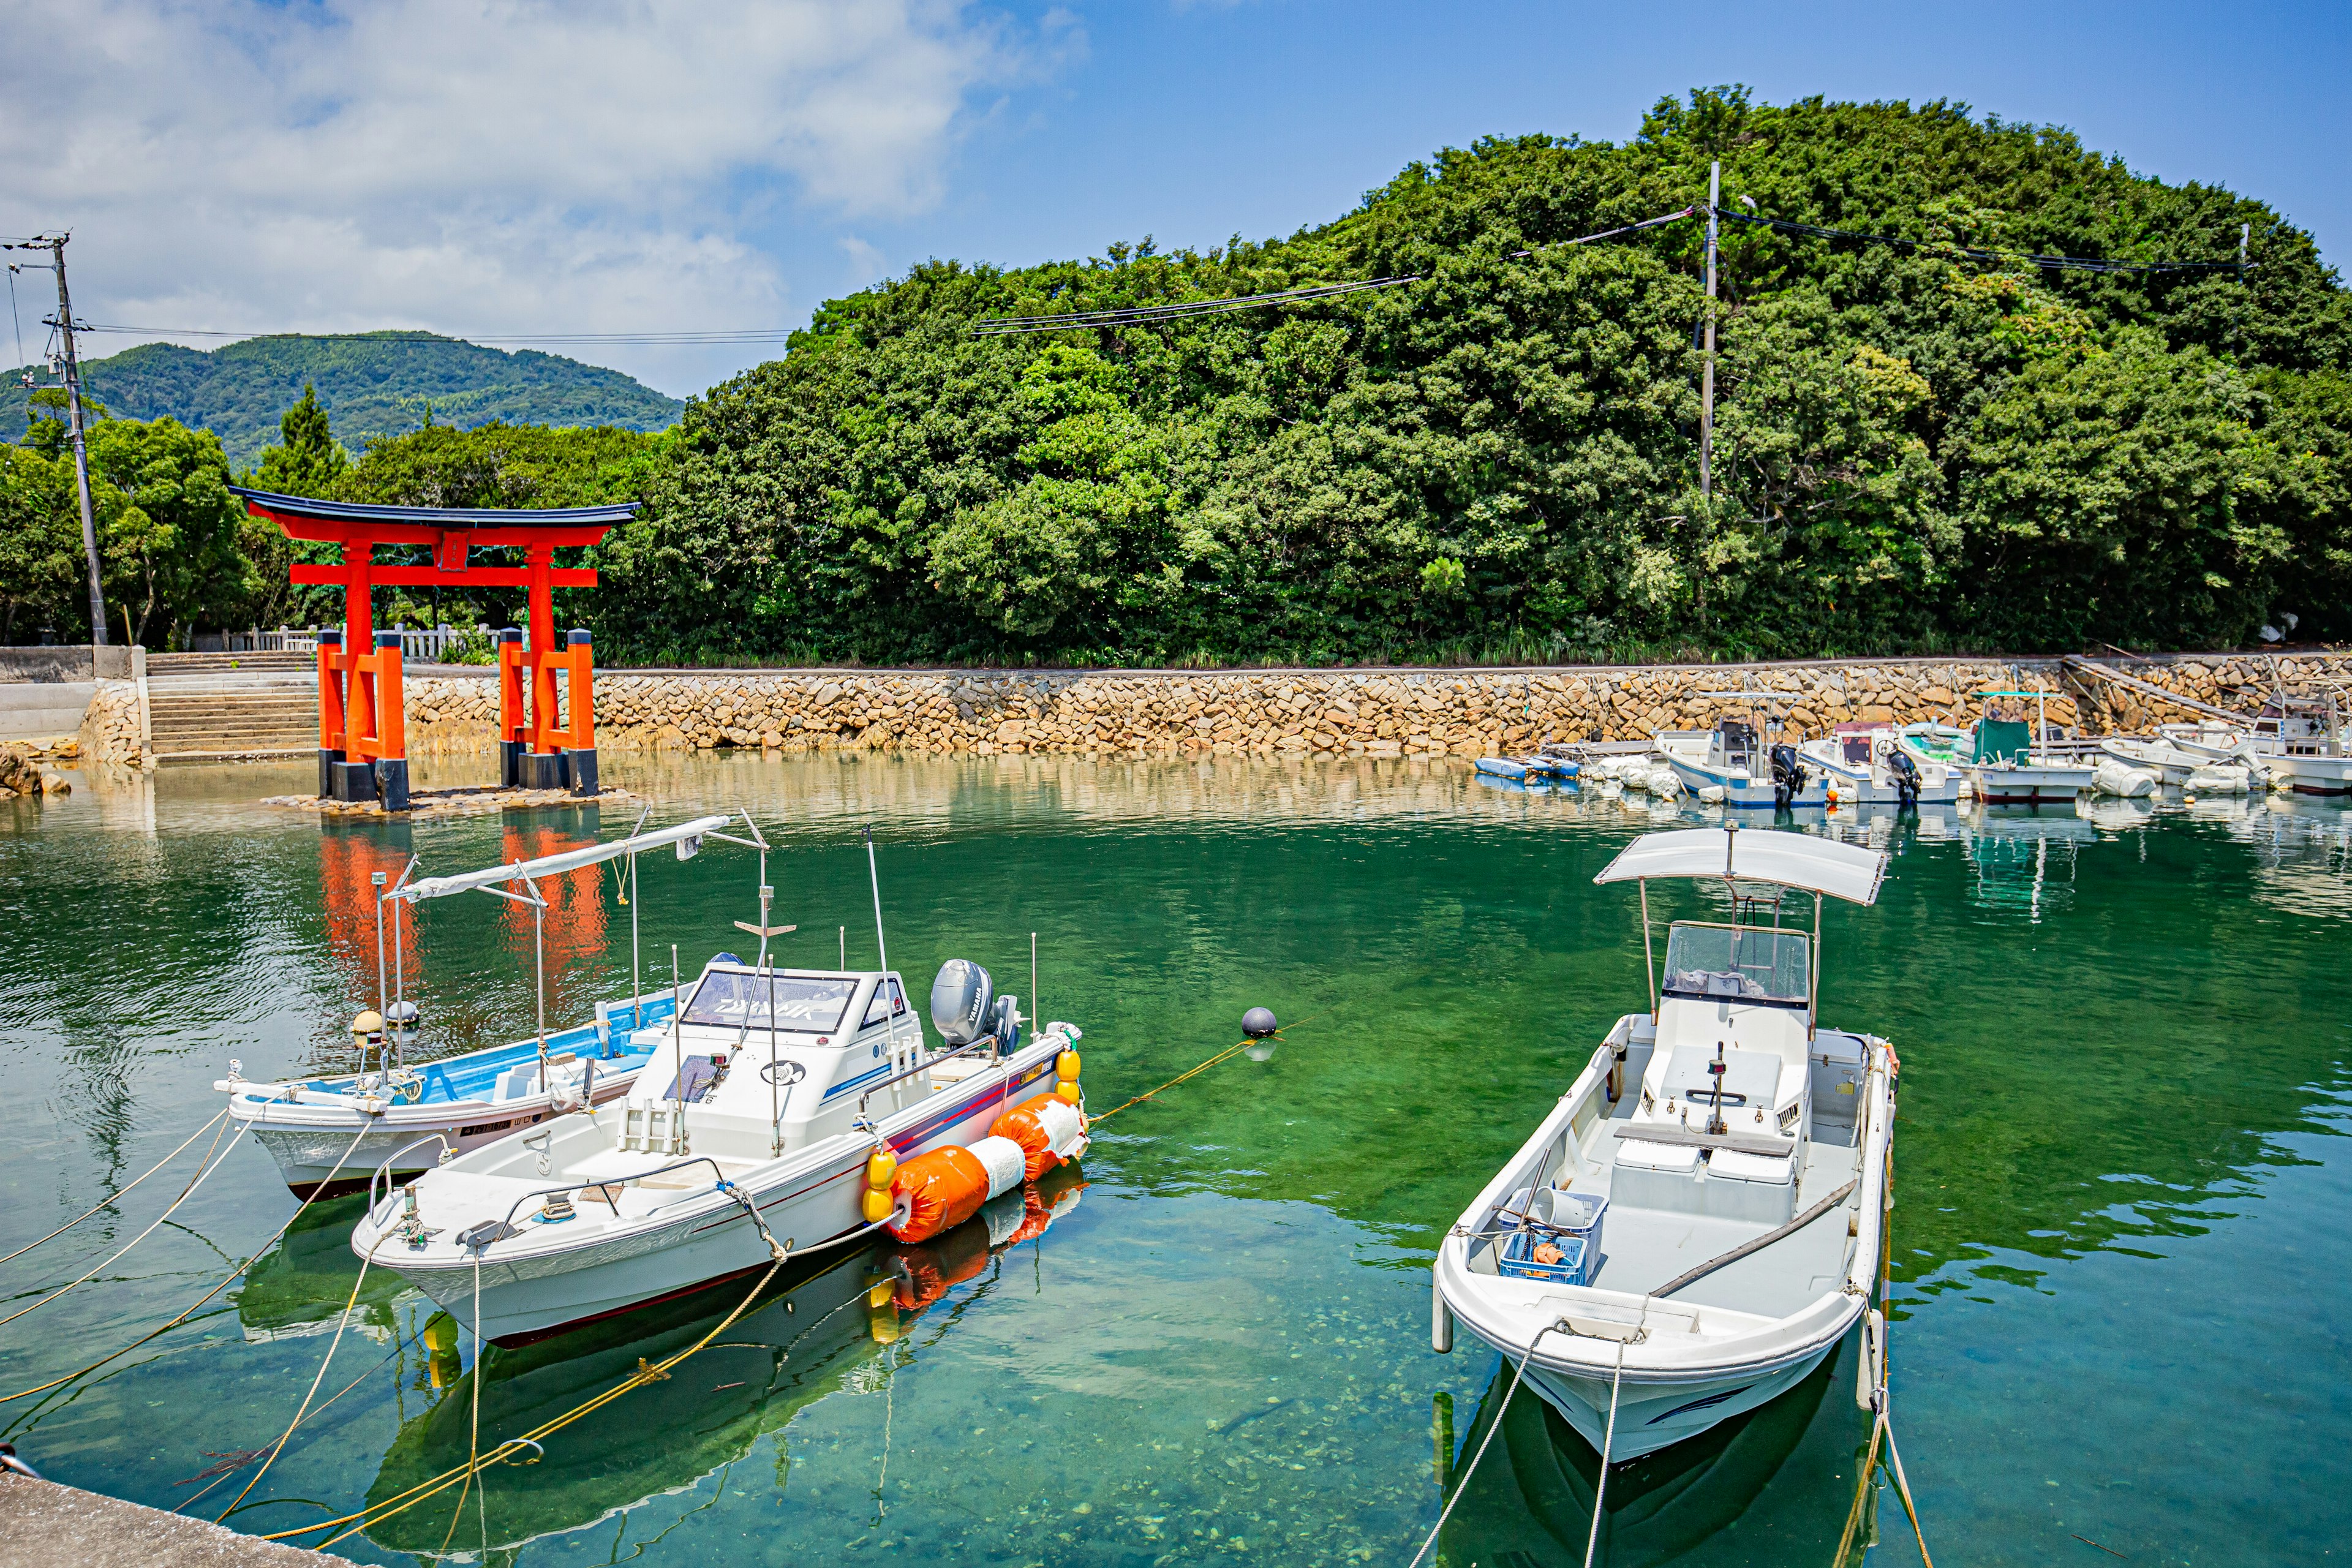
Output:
[856, 1031, 1005, 1115]
[366, 1134, 458, 1223]
[468, 1153, 734, 1250]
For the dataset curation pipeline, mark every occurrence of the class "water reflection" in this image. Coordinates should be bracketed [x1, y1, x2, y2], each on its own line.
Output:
[1439, 1329, 1878, 1568]
[358, 1167, 1085, 1558]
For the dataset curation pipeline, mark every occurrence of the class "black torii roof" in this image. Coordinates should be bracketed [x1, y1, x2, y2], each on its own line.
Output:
[227, 486, 639, 527]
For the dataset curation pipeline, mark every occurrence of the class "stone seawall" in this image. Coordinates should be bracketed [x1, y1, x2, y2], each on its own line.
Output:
[401, 652, 2350, 758]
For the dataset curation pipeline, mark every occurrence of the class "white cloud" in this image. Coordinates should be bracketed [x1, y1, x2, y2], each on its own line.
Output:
[0, 0, 1055, 393]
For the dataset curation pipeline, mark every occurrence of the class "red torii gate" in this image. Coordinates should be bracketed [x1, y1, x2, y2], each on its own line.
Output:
[229, 488, 636, 810]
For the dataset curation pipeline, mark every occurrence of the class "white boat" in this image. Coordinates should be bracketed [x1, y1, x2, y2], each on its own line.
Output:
[2099, 735, 2201, 786]
[1953, 690, 2094, 805]
[1656, 695, 1828, 809]
[2163, 691, 2352, 795]
[353, 835, 1085, 1344]
[219, 815, 732, 1196]
[1433, 825, 1896, 1463]
[1798, 726, 1961, 807]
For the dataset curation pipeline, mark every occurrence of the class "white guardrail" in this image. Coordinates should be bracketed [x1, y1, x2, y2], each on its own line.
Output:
[221, 624, 491, 660]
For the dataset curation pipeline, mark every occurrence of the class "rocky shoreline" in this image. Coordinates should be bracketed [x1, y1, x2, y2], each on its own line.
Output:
[396, 652, 2347, 760]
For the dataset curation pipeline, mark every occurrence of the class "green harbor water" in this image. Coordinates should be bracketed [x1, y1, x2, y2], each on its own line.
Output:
[2, 753, 2347, 1566]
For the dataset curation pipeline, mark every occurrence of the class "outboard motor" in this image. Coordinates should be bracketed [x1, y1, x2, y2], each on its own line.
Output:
[930, 960, 994, 1047]
[986, 993, 1022, 1054]
[1769, 743, 1808, 810]
[1887, 745, 1921, 810]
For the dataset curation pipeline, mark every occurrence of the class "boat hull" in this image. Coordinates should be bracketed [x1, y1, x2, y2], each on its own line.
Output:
[2262, 753, 2352, 795]
[1481, 1323, 1847, 1463]
[1658, 755, 1828, 809]
[1962, 764, 2093, 805]
[246, 1071, 643, 1198]
[361, 1046, 1064, 1343]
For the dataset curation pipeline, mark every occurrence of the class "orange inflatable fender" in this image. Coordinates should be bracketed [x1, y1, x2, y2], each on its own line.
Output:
[990, 1093, 1081, 1182]
[888, 1145, 992, 1242]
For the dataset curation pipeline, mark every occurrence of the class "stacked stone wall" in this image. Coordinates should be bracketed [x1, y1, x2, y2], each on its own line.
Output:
[77, 680, 146, 767]
[399, 652, 2351, 760]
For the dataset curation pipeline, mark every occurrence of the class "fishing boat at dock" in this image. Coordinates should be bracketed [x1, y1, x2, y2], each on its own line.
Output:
[1945, 690, 2094, 805]
[352, 832, 1087, 1344]
[1797, 724, 1960, 808]
[1433, 824, 1896, 1462]
[219, 815, 731, 1197]
[1654, 693, 1828, 809]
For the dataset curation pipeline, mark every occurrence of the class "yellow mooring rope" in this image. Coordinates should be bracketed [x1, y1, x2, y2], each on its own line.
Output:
[265, 1251, 793, 1549]
[1088, 1006, 1333, 1127]
[0, 1109, 228, 1268]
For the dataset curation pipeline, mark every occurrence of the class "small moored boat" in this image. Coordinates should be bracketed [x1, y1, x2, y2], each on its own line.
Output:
[353, 835, 1086, 1344]
[1798, 725, 1960, 808]
[221, 815, 732, 1197]
[1953, 691, 2094, 805]
[1656, 695, 1828, 810]
[1433, 824, 1896, 1462]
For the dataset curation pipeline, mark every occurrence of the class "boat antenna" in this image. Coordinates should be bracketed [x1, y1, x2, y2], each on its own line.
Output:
[521, 868, 547, 1077]
[671, 944, 684, 1132]
[1031, 931, 1039, 1031]
[866, 825, 906, 1078]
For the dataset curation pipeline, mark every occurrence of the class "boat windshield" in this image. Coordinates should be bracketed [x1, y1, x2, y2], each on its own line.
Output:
[1662, 923, 1811, 1006]
[684, 971, 858, 1032]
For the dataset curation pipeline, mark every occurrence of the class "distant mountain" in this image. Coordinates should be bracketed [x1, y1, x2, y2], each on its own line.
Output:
[11, 333, 683, 467]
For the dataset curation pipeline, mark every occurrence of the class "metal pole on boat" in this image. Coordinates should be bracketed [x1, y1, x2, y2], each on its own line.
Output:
[627, 802, 647, 1032]
[390, 854, 417, 1069]
[1031, 931, 1039, 1031]
[839, 927, 845, 970]
[768, 960, 780, 1156]
[526, 872, 547, 1075]
[371, 872, 388, 1060]
[866, 826, 905, 1085]
[1639, 881, 1656, 1020]
[672, 944, 685, 1141]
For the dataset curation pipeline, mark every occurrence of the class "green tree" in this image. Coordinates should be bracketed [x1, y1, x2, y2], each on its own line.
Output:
[249, 383, 349, 495]
[86, 417, 252, 646]
[0, 445, 90, 643]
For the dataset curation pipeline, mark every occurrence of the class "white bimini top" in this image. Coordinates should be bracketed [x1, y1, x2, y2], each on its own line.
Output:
[1593, 826, 1888, 905]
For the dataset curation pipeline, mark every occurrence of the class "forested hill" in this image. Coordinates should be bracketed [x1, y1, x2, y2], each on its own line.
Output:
[14, 333, 681, 467]
[588, 88, 2352, 666]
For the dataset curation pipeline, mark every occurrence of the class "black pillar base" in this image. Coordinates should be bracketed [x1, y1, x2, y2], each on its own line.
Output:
[329, 760, 379, 802]
[519, 751, 570, 791]
[376, 758, 412, 812]
[499, 739, 525, 790]
[317, 747, 345, 799]
[568, 748, 599, 798]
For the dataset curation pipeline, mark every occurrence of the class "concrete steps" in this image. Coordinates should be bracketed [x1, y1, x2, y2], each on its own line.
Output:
[147, 687, 317, 761]
[148, 650, 314, 675]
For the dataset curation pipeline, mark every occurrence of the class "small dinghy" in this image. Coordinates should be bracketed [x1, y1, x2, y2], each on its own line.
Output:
[2099, 734, 2201, 787]
[353, 835, 1087, 1344]
[220, 815, 731, 1196]
[1434, 824, 1896, 1462]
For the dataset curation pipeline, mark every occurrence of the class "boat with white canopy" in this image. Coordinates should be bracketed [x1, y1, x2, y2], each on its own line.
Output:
[350, 830, 1085, 1344]
[1433, 824, 1897, 1463]
[219, 815, 732, 1196]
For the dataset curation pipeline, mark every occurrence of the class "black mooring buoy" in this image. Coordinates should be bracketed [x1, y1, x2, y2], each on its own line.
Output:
[1242, 1007, 1279, 1038]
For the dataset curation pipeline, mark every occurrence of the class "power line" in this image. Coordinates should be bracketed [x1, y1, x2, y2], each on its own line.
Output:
[1714, 209, 2246, 274]
[71, 326, 801, 346]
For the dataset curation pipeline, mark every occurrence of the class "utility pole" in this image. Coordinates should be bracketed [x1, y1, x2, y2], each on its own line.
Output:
[7, 234, 108, 643]
[1699, 160, 1720, 502]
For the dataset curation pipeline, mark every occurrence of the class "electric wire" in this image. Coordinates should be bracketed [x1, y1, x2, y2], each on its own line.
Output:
[1714, 208, 2245, 274]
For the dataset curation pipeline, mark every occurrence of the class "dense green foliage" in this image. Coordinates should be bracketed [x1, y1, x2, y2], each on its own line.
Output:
[12, 332, 680, 469]
[0, 394, 252, 645]
[587, 89, 2348, 664]
[9, 90, 2348, 661]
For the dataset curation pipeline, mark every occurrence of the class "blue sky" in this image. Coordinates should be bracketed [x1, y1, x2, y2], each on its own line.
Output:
[4, 1, 2342, 397]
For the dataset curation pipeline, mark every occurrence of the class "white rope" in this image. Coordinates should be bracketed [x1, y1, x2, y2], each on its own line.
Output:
[1406, 1319, 1564, 1568]
[0, 1110, 227, 1268]
[0, 1125, 249, 1332]
[1581, 1336, 1629, 1568]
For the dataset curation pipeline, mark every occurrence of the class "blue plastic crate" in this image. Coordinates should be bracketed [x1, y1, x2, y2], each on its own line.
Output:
[1499, 1227, 1594, 1286]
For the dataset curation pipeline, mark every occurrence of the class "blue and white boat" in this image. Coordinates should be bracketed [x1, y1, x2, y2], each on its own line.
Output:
[221, 816, 731, 1197]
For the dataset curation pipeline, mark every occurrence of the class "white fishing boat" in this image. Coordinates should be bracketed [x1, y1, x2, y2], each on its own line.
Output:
[2098, 735, 2201, 786]
[219, 815, 731, 1196]
[1655, 695, 1828, 809]
[1433, 825, 1896, 1462]
[1952, 690, 2094, 805]
[352, 834, 1087, 1344]
[1798, 725, 1961, 807]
